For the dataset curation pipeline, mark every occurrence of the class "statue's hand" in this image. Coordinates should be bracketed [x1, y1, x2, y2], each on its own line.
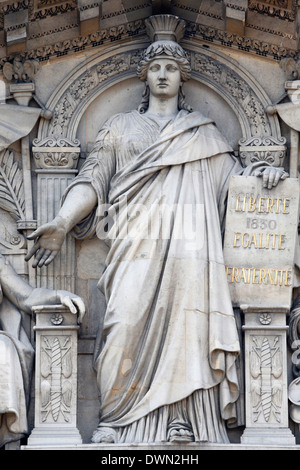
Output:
[58, 291, 86, 324]
[25, 218, 67, 268]
[253, 166, 288, 189]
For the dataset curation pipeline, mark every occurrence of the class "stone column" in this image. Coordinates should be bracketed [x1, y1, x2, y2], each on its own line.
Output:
[240, 305, 295, 445]
[32, 137, 80, 292]
[27, 305, 82, 446]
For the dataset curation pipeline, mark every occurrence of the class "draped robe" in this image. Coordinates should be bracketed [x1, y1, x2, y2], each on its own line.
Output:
[0, 256, 34, 447]
[65, 109, 247, 442]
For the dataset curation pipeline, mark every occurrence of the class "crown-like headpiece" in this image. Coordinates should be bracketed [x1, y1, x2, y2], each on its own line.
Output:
[145, 15, 186, 43]
[137, 14, 191, 83]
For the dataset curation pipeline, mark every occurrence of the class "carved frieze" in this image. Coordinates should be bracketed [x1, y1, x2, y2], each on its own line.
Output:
[239, 136, 287, 167]
[248, 0, 297, 21]
[41, 47, 279, 142]
[288, 296, 300, 424]
[0, 13, 299, 76]
[192, 52, 272, 137]
[241, 305, 294, 444]
[47, 51, 137, 137]
[250, 335, 283, 424]
[172, 0, 223, 21]
[28, 305, 82, 445]
[3, 56, 39, 83]
[0, 0, 299, 73]
[0, 149, 28, 262]
[32, 137, 80, 169]
[0, 149, 25, 221]
[1, 1, 29, 15]
[41, 335, 73, 423]
[30, 0, 77, 19]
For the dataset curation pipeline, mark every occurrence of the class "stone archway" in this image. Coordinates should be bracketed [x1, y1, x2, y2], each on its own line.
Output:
[36, 39, 283, 147]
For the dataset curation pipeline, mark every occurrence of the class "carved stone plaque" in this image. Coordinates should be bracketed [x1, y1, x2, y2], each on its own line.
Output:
[223, 175, 299, 309]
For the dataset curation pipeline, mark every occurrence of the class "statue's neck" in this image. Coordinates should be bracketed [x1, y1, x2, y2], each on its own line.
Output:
[146, 94, 179, 118]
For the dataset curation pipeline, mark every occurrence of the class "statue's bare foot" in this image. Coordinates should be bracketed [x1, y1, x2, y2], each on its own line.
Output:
[168, 428, 194, 443]
[91, 427, 116, 443]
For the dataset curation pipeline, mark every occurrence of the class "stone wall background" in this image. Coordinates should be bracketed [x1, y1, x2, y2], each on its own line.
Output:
[0, 0, 300, 445]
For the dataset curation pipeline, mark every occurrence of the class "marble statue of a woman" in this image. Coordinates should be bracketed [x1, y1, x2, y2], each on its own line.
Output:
[25, 15, 287, 444]
[0, 253, 85, 447]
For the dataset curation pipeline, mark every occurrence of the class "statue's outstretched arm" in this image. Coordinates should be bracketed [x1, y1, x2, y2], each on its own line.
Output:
[25, 182, 97, 268]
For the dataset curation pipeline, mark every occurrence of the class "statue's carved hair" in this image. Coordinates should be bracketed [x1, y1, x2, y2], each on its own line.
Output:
[136, 41, 193, 114]
[136, 42, 192, 82]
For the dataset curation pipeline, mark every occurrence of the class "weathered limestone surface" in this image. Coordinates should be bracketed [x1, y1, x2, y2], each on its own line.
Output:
[0, 1, 300, 450]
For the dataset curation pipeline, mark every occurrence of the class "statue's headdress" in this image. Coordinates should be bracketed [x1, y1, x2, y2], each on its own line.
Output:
[145, 14, 185, 43]
[137, 15, 192, 113]
[137, 15, 191, 82]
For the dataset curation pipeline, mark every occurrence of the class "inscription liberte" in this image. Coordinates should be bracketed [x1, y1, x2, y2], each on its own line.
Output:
[226, 195, 292, 287]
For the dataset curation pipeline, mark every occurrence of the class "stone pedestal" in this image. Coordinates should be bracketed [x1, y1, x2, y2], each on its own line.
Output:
[240, 306, 295, 445]
[27, 305, 82, 447]
[223, 175, 299, 445]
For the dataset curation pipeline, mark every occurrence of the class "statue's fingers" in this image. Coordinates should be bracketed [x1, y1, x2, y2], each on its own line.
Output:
[37, 249, 52, 268]
[262, 170, 270, 187]
[60, 296, 77, 314]
[267, 170, 276, 189]
[262, 168, 275, 189]
[273, 170, 281, 187]
[32, 248, 46, 268]
[71, 297, 86, 323]
[25, 242, 40, 261]
[44, 251, 58, 266]
[26, 225, 48, 240]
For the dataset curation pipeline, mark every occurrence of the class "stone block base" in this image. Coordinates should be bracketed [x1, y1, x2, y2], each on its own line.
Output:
[241, 427, 296, 446]
[26, 427, 83, 447]
[22, 442, 300, 451]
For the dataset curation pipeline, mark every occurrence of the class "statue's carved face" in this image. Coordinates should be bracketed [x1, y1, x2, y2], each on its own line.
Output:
[146, 58, 182, 100]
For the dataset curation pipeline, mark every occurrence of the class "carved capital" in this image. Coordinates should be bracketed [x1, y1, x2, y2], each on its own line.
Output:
[32, 137, 80, 170]
[239, 135, 287, 167]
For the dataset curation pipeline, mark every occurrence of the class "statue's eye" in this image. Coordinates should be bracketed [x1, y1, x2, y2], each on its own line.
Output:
[166, 65, 179, 72]
[149, 64, 160, 72]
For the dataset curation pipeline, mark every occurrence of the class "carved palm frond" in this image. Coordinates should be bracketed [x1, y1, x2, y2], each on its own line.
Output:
[0, 149, 25, 220]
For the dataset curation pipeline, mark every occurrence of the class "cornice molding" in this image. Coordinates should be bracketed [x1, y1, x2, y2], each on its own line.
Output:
[248, 0, 298, 22]
[0, 5, 299, 72]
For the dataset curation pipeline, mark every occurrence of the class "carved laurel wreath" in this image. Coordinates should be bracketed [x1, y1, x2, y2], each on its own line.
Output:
[0, 149, 25, 220]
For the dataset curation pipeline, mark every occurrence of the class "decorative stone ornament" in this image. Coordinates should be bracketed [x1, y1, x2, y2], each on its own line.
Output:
[32, 137, 80, 170]
[239, 136, 287, 168]
[27, 305, 82, 447]
[145, 14, 185, 42]
[3, 57, 40, 84]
